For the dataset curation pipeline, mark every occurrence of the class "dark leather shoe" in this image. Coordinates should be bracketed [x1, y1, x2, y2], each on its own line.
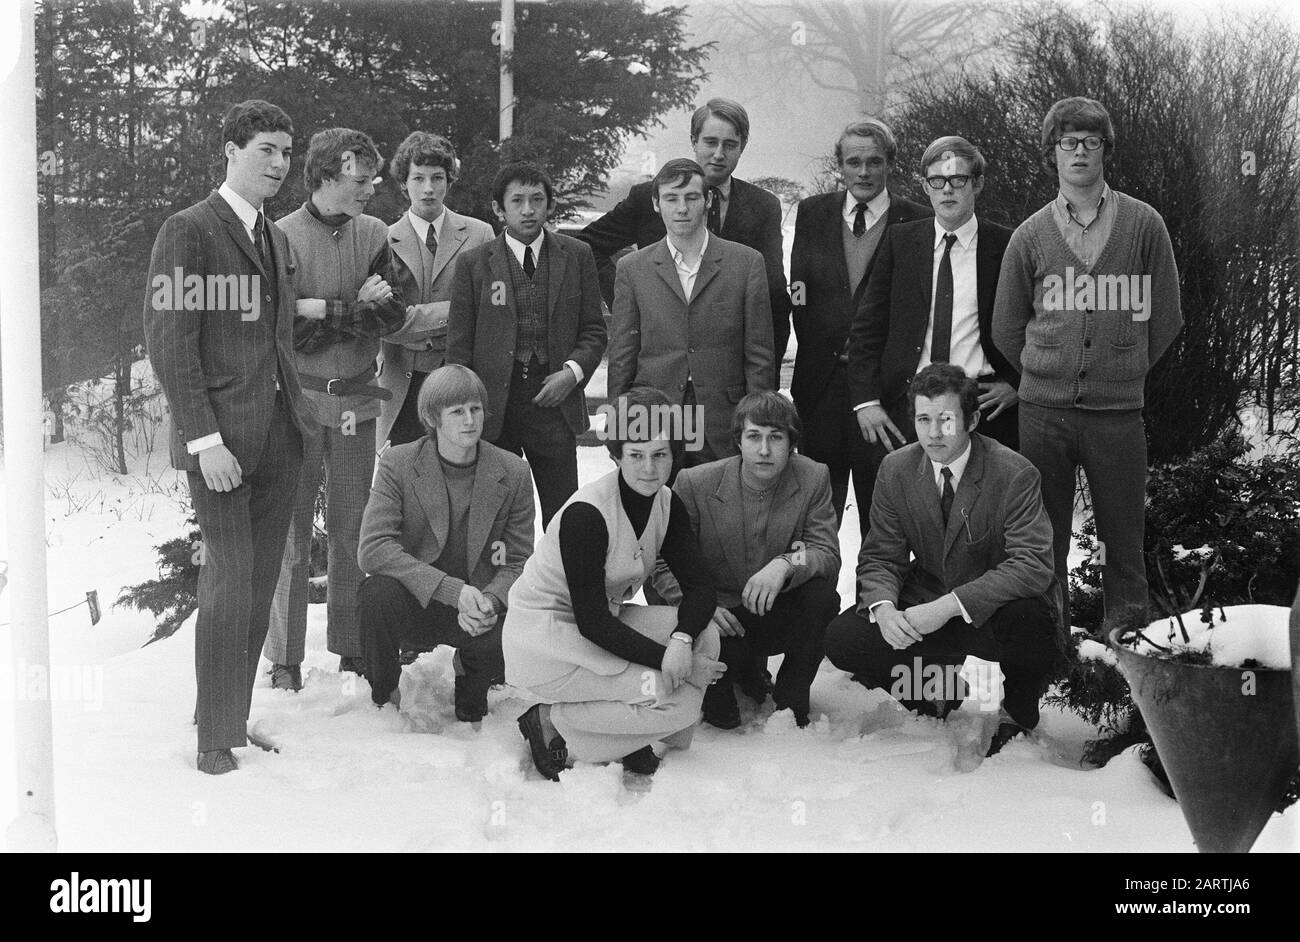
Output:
[985, 721, 1029, 757]
[621, 745, 660, 776]
[774, 699, 811, 728]
[197, 749, 238, 775]
[339, 655, 366, 674]
[270, 663, 302, 692]
[702, 682, 741, 730]
[517, 704, 567, 782]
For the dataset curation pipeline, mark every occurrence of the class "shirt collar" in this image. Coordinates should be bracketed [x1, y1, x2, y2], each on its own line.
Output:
[665, 230, 708, 266]
[843, 188, 891, 223]
[407, 208, 444, 244]
[1056, 182, 1111, 222]
[930, 437, 973, 490]
[218, 182, 261, 232]
[934, 213, 979, 250]
[504, 228, 545, 258]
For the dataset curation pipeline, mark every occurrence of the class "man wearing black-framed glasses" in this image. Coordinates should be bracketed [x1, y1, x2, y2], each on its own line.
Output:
[846, 135, 1021, 536]
[992, 96, 1183, 639]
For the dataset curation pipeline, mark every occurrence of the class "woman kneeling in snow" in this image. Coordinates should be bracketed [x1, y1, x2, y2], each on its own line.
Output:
[503, 386, 726, 780]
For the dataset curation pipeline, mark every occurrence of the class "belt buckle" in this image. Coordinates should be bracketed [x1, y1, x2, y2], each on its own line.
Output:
[326, 378, 343, 396]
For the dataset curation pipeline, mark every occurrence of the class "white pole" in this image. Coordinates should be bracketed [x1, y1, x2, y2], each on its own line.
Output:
[0, 0, 57, 852]
[499, 0, 515, 142]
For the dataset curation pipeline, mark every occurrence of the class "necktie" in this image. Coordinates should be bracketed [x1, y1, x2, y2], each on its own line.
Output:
[940, 466, 955, 527]
[425, 222, 438, 260]
[253, 211, 276, 297]
[707, 187, 722, 234]
[253, 212, 270, 270]
[523, 244, 536, 278]
[852, 202, 868, 237]
[931, 233, 956, 364]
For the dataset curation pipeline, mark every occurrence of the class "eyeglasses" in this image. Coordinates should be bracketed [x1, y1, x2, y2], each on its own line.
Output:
[1056, 135, 1106, 152]
[923, 174, 977, 190]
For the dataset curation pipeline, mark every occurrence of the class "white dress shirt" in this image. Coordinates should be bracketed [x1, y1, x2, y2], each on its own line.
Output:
[665, 230, 708, 301]
[919, 214, 990, 380]
[856, 214, 990, 413]
[502, 229, 584, 383]
[407, 208, 445, 251]
[842, 188, 890, 230]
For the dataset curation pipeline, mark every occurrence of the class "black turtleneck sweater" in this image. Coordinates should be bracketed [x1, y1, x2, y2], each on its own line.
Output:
[557, 474, 715, 670]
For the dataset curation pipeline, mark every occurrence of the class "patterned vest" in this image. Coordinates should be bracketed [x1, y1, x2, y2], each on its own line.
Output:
[507, 237, 551, 365]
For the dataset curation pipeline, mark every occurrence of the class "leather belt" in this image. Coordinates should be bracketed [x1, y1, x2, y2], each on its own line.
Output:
[299, 366, 392, 401]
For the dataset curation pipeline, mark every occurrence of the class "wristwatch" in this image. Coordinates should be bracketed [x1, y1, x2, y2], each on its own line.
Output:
[669, 632, 693, 646]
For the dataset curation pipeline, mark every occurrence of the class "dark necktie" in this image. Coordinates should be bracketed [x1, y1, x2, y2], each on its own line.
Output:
[852, 202, 868, 237]
[253, 212, 276, 296]
[425, 222, 438, 260]
[523, 244, 536, 279]
[707, 187, 722, 234]
[253, 212, 270, 270]
[931, 233, 956, 364]
[940, 466, 955, 527]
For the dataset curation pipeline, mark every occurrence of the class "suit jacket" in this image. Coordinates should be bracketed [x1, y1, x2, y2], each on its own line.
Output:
[143, 190, 309, 472]
[847, 215, 1017, 408]
[607, 234, 775, 459]
[857, 433, 1053, 627]
[357, 438, 535, 608]
[446, 230, 608, 442]
[377, 209, 494, 447]
[789, 191, 931, 411]
[652, 453, 840, 609]
[578, 177, 793, 359]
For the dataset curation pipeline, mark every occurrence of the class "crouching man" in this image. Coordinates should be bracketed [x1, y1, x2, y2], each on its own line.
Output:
[653, 392, 840, 729]
[357, 365, 535, 722]
[824, 364, 1058, 755]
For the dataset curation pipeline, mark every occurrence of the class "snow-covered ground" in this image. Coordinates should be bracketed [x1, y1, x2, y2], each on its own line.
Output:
[1, 364, 1296, 852]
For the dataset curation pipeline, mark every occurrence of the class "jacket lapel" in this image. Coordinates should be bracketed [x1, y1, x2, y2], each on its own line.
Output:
[909, 448, 946, 563]
[412, 439, 450, 554]
[906, 222, 936, 349]
[652, 239, 688, 305]
[689, 237, 723, 303]
[544, 231, 568, 322]
[707, 460, 750, 587]
[389, 214, 424, 287]
[208, 192, 267, 280]
[486, 235, 519, 324]
[943, 435, 986, 559]
[467, 445, 508, 569]
[432, 211, 470, 284]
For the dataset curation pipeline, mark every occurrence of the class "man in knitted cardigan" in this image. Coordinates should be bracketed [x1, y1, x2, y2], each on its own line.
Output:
[992, 97, 1182, 636]
[264, 128, 407, 689]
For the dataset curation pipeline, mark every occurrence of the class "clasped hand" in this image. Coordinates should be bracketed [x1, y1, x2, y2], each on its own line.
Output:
[457, 585, 497, 636]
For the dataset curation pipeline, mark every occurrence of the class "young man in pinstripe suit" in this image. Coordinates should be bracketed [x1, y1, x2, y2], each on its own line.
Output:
[144, 100, 311, 774]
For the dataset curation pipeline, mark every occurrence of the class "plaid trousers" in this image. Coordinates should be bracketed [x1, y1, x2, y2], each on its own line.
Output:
[265, 417, 376, 663]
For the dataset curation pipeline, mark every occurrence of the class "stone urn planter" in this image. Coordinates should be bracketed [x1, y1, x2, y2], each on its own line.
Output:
[1108, 605, 1298, 853]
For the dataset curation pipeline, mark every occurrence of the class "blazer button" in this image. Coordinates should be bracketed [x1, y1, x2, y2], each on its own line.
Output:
[1078, 369, 1086, 379]
[1084, 338, 1092, 348]
[678, 383, 685, 391]
[405, 371, 413, 378]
